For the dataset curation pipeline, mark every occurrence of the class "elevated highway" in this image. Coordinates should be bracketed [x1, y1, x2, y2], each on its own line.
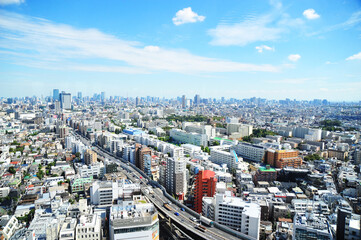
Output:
[73, 131, 256, 240]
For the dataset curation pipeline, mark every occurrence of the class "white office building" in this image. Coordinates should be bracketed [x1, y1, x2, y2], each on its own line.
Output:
[75, 214, 102, 240]
[90, 180, 141, 207]
[77, 162, 105, 178]
[202, 193, 261, 239]
[60, 92, 72, 110]
[109, 196, 159, 240]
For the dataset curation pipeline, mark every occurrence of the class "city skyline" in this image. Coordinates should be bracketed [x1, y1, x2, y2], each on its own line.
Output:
[1, 0, 361, 100]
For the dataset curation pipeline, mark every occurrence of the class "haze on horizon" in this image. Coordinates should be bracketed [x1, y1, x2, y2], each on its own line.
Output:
[0, 0, 361, 101]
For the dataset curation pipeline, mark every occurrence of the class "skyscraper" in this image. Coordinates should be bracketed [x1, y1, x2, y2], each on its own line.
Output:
[53, 89, 59, 101]
[101, 92, 105, 102]
[194, 94, 200, 105]
[182, 95, 187, 108]
[77, 92, 82, 99]
[136, 96, 140, 106]
[60, 92, 71, 110]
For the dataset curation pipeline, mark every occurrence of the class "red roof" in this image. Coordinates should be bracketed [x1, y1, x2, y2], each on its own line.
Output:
[10, 161, 20, 164]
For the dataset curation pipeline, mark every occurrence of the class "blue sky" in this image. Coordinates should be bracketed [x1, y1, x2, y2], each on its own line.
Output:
[0, 0, 361, 101]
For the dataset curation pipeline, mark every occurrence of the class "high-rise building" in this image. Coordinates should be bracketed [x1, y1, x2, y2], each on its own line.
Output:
[84, 149, 97, 165]
[136, 96, 140, 106]
[182, 95, 187, 108]
[135, 146, 152, 171]
[194, 170, 217, 213]
[194, 94, 201, 105]
[77, 92, 82, 99]
[101, 92, 105, 102]
[166, 157, 187, 198]
[53, 89, 60, 101]
[59, 92, 71, 110]
[54, 100, 61, 113]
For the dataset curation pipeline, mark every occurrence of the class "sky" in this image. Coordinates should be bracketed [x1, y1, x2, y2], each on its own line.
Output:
[0, 0, 361, 101]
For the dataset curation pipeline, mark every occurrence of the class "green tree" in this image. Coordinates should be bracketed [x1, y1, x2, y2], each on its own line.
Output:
[8, 166, 16, 174]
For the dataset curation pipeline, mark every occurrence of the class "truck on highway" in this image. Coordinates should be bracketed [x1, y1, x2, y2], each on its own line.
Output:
[163, 203, 172, 211]
[200, 216, 214, 227]
[195, 224, 207, 232]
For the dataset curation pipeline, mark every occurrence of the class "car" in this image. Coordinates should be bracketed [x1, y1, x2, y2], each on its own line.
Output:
[140, 176, 142, 179]
[174, 212, 180, 216]
[152, 195, 155, 198]
[180, 208, 185, 212]
[190, 217, 197, 221]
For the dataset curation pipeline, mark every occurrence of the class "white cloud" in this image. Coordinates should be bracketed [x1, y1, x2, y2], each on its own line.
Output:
[209, 15, 283, 46]
[303, 9, 320, 20]
[172, 7, 205, 26]
[208, 2, 304, 47]
[255, 45, 275, 53]
[144, 46, 160, 52]
[288, 54, 301, 62]
[0, 10, 279, 74]
[0, 0, 24, 5]
[308, 11, 361, 36]
[346, 52, 361, 60]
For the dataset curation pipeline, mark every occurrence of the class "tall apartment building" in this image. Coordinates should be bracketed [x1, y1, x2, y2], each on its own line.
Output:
[134, 145, 152, 171]
[233, 142, 266, 162]
[266, 149, 302, 168]
[202, 193, 261, 239]
[84, 149, 97, 165]
[210, 149, 240, 171]
[293, 212, 334, 240]
[109, 196, 159, 240]
[170, 129, 208, 147]
[193, 170, 217, 213]
[165, 157, 187, 197]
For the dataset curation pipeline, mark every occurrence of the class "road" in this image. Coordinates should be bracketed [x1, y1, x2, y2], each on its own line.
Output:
[72, 131, 252, 240]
